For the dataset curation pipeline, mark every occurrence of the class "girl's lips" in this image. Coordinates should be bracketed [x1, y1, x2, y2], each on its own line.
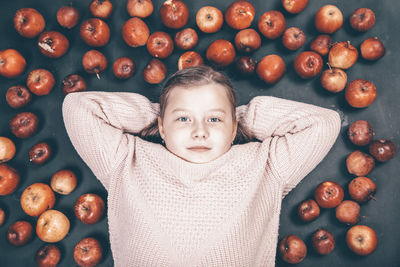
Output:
[187, 146, 211, 152]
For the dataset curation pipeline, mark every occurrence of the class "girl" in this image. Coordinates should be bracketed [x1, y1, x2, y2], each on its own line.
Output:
[62, 65, 341, 266]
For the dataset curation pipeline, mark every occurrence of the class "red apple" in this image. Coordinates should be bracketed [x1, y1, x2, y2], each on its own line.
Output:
[335, 200, 360, 225]
[196, 6, 223, 34]
[36, 209, 70, 243]
[7, 220, 33, 246]
[10, 112, 39, 139]
[282, 27, 306, 51]
[51, 169, 77, 195]
[346, 150, 375, 176]
[348, 176, 376, 203]
[282, 0, 309, 14]
[57, 5, 80, 29]
[206, 39, 236, 68]
[143, 58, 167, 84]
[346, 225, 378, 255]
[14, 8, 45, 38]
[348, 120, 374, 146]
[113, 57, 135, 79]
[235, 56, 256, 76]
[312, 229, 335, 255]
[35, 244, 61, 267]
[82, 49, 108, 79]
[256, 54, 285, 84]
[178, 51, 204, 70]
[62, 74, 87, 95]
[0, 137, 16, 163]
[0, 163, 20, 196]
[147, 31, 174, 59]
[127, 0, 154, 18]
[328, 41, 358, 70]
[278, 235, 307, 264]
[20, 183, 56, 217]
[38, 31, 69, 58]
[224, 1, 255, 30]
[297, 199, 320, 222]
[74, 237, 103, 267]
[27, 69, 55, 96]
[315, 4, 343, 34]
[314, 180, 344, 208]
[258, 10, 286, 39]
[122, 17, 150, 47]
[369, 139, 397, 162]
[29, 142, 51, 165]
[89, 0, 113, 19]
[175, 28, 198, 50]
[80, 18, 110, 47]
[0, 49, 27, 78]
[350, 8, 375, 32]
[294, 51, 323, 79]
[234, 28, 261, 53]
[6, 85, 32, 109]
[74, 193, 105, 224]
[159, 0, 189, 29]
[360, 37, 385, 61]
[320, 67, 347, 93]
[310, 34, 332, 56]
[345, 79, 376, 108]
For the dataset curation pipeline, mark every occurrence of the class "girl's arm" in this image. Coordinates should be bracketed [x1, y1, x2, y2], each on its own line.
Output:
[236, 96, 341, 196]
[62, 91, 159, 190]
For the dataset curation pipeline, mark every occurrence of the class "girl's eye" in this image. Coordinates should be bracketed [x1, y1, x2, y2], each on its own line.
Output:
[208, 117, 221, 122]
[177, 117, 189, 122]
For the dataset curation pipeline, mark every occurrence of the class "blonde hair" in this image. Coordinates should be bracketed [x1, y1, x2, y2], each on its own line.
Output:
[139, 65, 254, 144]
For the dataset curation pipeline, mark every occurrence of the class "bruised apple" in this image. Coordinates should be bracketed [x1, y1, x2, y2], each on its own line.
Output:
[369, 139, 397, 162]
[6, 85, 32, 109]
[206, 39, 236, 68]
[89, 0, 113, 19]
[159, 0, 189, 29]
[320, 67, 347, 93]
[74, 237, 103, 267]
[196, 6, 223, 34]
[258, 10, 286, 40]
[82, 49, 108, 79]
[224, 1, 255, 30]
[278, 235, 307, 264]
[282, 27, 306, 51]
[20, 183, 56, 217]
[178, 51, 204, 70]
[346, 150, 375, 176]
[113, 57, 135, 79]
[14, 8, 45, 38]
[7, 220, 33, 246]
[314, 4, 343, 34]
[29, 142, 51, 165]
[80, 18, 110, 47]
[51, 169, 77, 195]
[10, 112, 39, 139]
[74, 193, 105, 224]
[143, 58, 167, 84]
[57, 5, 80, 29]
[335, 200, 360, 225]
[282, 0, 309, 14]
[27, 69, 55, 96]
[346, 225, 378, 255]
[122, 17, 150, 47]
[293, 51, 323, 79]
[147, 31, 174, 59]
[127, 0, 154, 18]
[310, 34, 332, 56]
[234, 28, 261, 53]
[348, 176, 376, 203]
[297, 199, 320, 222]
[0, 137, 16, 163]
[0, 163, 20, 196]
[38, 31, 69, 58]
[345, 79, 376, 108]
[35, 244, 61, 267]
[0, 49, 27, 78]
[175, 28, 198, 50]
[36, 209, 70, 243]
[314, 180, 344, 208]
[235, 56, 256, 76]
[360, 37, 385, 61]
[62, 74, 87, 95]
[311, 229, 335, 255]
[348, 120, 374, 146]
[256, 54, 285, 84]
[350, 8, 375, 32]
[328, 41, 358, 70]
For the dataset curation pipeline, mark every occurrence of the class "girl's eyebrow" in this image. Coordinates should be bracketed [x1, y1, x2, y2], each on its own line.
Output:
[171, 108, 226, 113]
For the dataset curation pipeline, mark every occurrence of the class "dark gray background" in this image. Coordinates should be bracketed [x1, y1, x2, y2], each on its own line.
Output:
[0, 0, 399, 266]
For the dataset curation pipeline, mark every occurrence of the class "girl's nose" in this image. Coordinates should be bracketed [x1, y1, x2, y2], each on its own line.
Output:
[191, 121, 209, 139]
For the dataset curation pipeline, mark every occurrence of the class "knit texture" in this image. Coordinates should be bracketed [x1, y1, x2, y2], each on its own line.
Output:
[62, 92, 341, 267]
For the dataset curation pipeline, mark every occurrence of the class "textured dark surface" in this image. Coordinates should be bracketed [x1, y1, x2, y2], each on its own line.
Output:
[0, 0, 399, 266]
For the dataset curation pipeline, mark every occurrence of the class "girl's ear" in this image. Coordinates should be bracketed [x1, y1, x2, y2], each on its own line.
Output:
[231, 120, 238, 143]
[157, 116, 165, 140]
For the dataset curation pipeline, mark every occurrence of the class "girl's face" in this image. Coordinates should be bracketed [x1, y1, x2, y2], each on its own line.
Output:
[158, 83, 237, 164]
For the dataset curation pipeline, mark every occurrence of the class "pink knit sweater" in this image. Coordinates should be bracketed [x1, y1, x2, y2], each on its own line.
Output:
[62, 91, 341, 267]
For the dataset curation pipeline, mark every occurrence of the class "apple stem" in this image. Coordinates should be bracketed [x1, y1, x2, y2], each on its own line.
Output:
[326, 62, 332, 71]
[95, 71, 101, 80]
[370, 196, 376, 201]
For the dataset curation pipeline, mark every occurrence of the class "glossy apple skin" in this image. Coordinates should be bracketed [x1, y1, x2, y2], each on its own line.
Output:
[348, 176, 376, 203]
[256, 54, 285, 84]
[234, 28, 261, 53]
[62, 74, 87, 95]
[278, 235, 307, 264]
[36, 209, 70, 243]
[29, 142, 51, 165]
[160, 0, 189, 29]
[282, 27, 306, 51]
[6, 85, 32, 109]
[0, 138, 16, 163]
[235, 56, 256, 76]
[27, 69, 55, 96]
[80, 18, 110, 47]
[0, 49, 27, 78]
[297, 199, 320, 222]
[82, 50, 108, 79]
[127, 0, 154, 18]
[369, 139, 397, 162]
[0, 163, 20, 196]
[178, 51, 204, 70]
[346, 225, 378, 255]
[38, 31, 70, 58]
[175, 28, 198, 50]
[51, 169, 77, 195]
[35, 244, 61, 267]
[282, 0, 309, 14]
[314, 181, 344, 208]
[320, 68, 347, 93]
[14, 8, 45, 38]
[224, 1, 255, 30]
[74, 237, 103, 267]
[74, 193, 105, 225]
[206, 39, 236, 68]
[310, 34, 332, 56]
[143, 58, 167, 84]
[7, 220, 33, 246]
[348, 120, 374, 146]
[147, 31, 174, 59]
[196, 6, 223, 34]
[293, 51, 323, 79]
[122, 17, 150, 47]
[360, 37, 385, 61]
[345, 79, 376, 108]
[20, 182, 56, 217]
[113, 57, 135, 79]
[57, 5, 80, 29]
[336, 200, 360, 225]
[90, 0, 113, 19]
[350, 8, 375, 32]
[312, 229, 335, 255]
[328, 41, 358, 70]
[258, 10, 286, 39]
[10, 112, 39, 139]
[314, 4, 343, 34]
[346, 150, 375, 177]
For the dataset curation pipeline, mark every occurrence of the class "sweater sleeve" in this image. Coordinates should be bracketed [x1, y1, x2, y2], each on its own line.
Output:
[236, 96, 341, 197]
[62, 91, 160, 190]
